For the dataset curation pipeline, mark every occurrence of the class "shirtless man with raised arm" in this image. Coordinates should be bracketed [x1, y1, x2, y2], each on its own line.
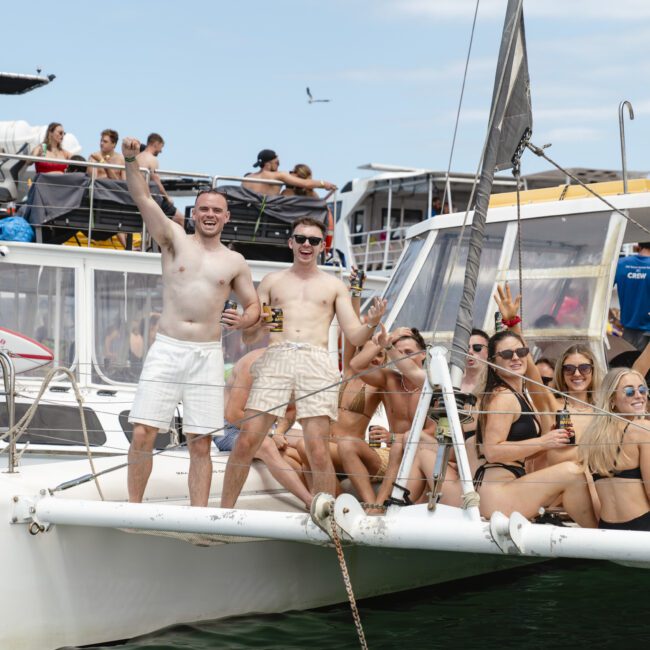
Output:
[242, 149, 337, 196]
[122, 137, 260, 507]
[221, 217, 387, 508]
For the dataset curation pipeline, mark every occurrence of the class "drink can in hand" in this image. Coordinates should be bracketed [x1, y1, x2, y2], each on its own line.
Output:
[221, 300, 238, 324]
[350, 270, 366, 297]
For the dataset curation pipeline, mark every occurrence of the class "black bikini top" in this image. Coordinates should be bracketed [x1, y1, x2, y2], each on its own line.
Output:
[506, 391, 541, 442]
[590, 423, 642, 482]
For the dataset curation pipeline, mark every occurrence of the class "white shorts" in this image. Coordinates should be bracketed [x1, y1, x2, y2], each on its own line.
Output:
[128, 333, 224, 436]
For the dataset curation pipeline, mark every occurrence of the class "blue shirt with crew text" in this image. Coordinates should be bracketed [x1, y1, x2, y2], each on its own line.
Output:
[615, 254, 650, 331]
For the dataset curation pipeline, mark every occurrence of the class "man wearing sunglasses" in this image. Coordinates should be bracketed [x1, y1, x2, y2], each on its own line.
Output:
[122, 137, 260, 508]
[221, 217, 388, 509]
[242, 148, 337, 196]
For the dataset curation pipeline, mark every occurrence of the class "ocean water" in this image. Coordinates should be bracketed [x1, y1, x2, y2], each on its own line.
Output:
[77, 561, 650, 649]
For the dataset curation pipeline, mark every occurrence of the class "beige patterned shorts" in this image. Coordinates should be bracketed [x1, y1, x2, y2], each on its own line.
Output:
[370, 447, 391, 483]
[246, 342, 340, 421]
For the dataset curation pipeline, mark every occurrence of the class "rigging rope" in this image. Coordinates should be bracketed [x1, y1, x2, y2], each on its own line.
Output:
[526, 141, 650, 238]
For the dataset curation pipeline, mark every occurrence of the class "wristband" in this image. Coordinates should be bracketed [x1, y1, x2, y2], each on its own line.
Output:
[384, 344, 394, 351]
[125, 156, 137, 163]
[365, 322, 377, 330]
[502, 315, 522, 328]
[390, 433, 396, 445]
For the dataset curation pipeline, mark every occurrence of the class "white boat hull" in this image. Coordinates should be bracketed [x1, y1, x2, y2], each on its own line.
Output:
[0, 456, 530, 650]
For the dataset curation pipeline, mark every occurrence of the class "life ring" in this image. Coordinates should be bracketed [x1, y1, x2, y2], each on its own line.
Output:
[325, 208, 334, 253]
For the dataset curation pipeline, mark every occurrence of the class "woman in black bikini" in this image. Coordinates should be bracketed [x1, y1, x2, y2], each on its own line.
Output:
[579, 368, 650, 531]
[472, 330, 596, 527]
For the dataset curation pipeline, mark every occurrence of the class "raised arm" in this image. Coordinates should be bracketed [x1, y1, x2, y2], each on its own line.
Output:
[335, 286, 387, 347]
[349, 339, 387, 387]
[375, 324, 426, 388]
[495, 282, 555, 431]
[342, 267, 362, 373]
[632, 339, 650, 378]
[123, 137, 176, 248]
[274, 171, 337, 192]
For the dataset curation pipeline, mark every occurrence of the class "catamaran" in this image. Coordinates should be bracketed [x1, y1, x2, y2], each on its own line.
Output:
[2, 2, 650, 648]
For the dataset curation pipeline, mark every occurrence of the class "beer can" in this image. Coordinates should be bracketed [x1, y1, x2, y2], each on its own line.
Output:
[262, 303, 273, 323]
[368, 425, 381, 448]
[270, 307, 284, 332]
[495, 310, 504, 333]
[221, 300, 238, 324]
[350, 269, 366, 297]
[556, 409, 575, 445]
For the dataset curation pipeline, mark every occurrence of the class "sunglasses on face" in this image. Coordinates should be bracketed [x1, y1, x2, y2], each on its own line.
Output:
[494, 347, 529, 361]
[622, 385, 648, 398]
[541, 376, 553, 386]
[562, 363, 593, 376]
[471, 343, 487, 353]
[292, 234, 323, 246]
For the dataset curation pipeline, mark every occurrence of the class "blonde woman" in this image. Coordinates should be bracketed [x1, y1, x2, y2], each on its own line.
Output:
[579, 368, 650, 531]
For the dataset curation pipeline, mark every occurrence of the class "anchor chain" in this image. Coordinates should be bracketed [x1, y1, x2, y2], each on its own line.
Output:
[329, 510, 369, 650]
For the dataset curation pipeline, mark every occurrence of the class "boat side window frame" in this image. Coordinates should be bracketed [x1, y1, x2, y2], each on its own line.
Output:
[384, 231, 437, 331]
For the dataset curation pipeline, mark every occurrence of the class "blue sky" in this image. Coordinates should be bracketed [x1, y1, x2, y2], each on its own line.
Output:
[3, 0, 650, 186]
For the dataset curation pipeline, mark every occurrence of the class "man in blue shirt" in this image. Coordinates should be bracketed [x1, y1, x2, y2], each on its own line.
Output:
[615, 242, 650, 350]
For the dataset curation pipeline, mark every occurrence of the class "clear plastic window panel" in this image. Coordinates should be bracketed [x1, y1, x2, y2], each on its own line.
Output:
[0, 263, 75, 376]
[393, 223, 506, 334]
[382, 235, 427, 312]
[519, 277, 598, 331]
[508, 212, 610, 272]
[93, 270, 163, 384]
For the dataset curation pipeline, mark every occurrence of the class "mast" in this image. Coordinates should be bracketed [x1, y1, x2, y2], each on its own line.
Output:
[448, 0, 532, 388]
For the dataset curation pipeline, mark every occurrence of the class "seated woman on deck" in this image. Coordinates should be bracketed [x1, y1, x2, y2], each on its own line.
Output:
[471, 329, 596, 527]
[31, 122, 72, 173]
[578, 368, 650, 531]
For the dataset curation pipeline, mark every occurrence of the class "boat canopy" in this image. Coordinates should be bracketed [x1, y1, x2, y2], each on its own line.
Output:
[380, 186, 650, 365]
[0, 72, 55, 95]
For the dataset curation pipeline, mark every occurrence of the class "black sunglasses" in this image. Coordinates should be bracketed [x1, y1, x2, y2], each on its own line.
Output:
[562, 363, 593, 376]
[293, 234, 323, 246]
[541, 376, 553, 386]
[471, 343, 486, 353]
[494, 346, 529, 360]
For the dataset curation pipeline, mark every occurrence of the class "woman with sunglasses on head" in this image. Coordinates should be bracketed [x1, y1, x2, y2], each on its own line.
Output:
[31, 122, 72, 174]
[578, 368, 650, 531]
[471, 328, 596, 527]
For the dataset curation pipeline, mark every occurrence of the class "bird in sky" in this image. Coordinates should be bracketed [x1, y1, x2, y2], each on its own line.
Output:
[306, 87, 331, 104]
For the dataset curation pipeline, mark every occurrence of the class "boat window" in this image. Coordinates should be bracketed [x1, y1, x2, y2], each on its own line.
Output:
[394, 224, 506, 334]
[0, 402, 105, 445]
[508, 212, 609, 270]
[0, 263, 75, 375]
[93, 270, 163, 384]
[518, 277, 597, 330]
[381, 235, 427, 310]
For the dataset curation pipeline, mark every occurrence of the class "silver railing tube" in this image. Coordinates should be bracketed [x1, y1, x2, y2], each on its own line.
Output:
[618, 100, 634, 194]
[0, 351, 17, 473]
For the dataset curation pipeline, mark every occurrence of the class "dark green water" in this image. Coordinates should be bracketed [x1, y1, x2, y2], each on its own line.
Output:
[77, 561, 650, 649]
